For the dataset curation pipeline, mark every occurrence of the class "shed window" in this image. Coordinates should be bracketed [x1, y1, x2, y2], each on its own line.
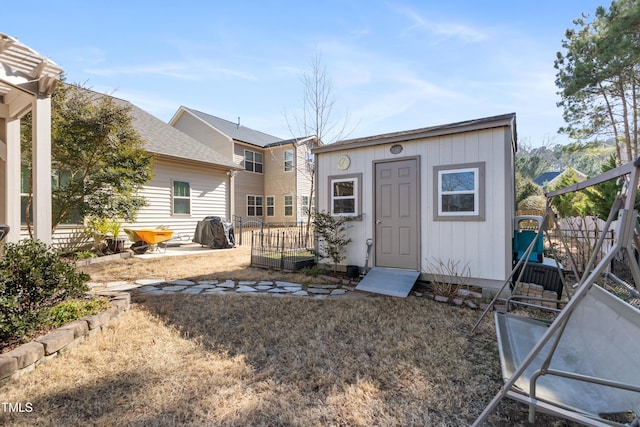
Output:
[329, 174, 361, 217]
[173, 180, 191, 215]
[434, 162, 485, 221]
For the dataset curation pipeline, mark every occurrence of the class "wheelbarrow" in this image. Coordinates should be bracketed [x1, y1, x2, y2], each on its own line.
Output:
[124, 228, 174, 254]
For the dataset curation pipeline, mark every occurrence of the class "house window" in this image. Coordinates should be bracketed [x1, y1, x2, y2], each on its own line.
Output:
[247, 195, 263, 216]
[434, 162, 485, 221]
[284, 195, 293, 216]
[21, 168, 82, 225]
[173, 180, 191, 215]
[301, 196, 309, 215]
[244, 150, 263, 173]
[306, 152, 314, 173]
[266, 196, 275, 217]
[284, 149, 293, 172]
[20, 170, 32, 225]
[329, 174, 361, 217]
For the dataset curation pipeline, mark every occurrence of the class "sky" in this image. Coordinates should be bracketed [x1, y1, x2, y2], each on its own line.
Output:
[3, 0, 608, 147]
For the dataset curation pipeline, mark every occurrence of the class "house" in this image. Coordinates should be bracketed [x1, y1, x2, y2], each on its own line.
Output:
[0, 33, 62, 244]
[312, 113, 517, 290]
[39, 88, 242, 244]
[170, 107, 319, 224]
[533, 169, 587, 189]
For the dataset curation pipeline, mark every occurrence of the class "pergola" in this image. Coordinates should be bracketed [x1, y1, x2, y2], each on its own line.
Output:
[0, 33, 63, 244]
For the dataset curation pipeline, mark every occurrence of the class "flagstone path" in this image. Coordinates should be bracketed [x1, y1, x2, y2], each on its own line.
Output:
[89, 278, 365, 299]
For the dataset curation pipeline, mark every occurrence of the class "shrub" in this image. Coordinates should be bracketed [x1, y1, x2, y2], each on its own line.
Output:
[427, 259, 471, 301]
[0, 239, 90, 345]
[40, 298, 110, 328]
[313, 211, 352, 273]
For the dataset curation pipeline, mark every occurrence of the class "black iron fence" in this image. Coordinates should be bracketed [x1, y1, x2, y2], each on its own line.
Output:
[250, 230, 316, 271]
[233, 216, 314, 246]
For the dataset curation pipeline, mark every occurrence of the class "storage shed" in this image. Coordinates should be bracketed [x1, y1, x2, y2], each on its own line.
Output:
[312, 113, 517, 290]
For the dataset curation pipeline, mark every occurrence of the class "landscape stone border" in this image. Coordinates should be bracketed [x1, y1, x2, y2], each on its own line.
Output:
[0, 291, 130, 384]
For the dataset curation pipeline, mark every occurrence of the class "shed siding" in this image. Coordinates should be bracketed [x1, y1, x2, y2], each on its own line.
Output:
[316, 126, 514, 287]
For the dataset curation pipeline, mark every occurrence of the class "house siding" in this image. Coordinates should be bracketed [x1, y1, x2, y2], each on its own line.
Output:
[37, 157, 229, 247]
[264, 145, 297, 223]
[296, 144, 314, 223]
[234, 143, 264, 219]
[172, 112, 234, 159]
[315, 126, 515, 288]
[133, 157, 229, 239]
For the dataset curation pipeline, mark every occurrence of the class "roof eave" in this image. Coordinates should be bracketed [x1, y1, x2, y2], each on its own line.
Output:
[313, 113, 516, 154]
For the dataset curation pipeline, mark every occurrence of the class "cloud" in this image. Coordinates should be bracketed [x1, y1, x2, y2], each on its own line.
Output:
[85, 59, 257, 81]
[392, 4, 490, 43]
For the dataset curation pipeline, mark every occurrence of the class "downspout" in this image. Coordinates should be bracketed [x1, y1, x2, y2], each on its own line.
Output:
[228, 170, 235, 221]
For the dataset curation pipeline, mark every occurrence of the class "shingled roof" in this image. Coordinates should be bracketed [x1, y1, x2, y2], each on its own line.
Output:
[177, 107, 283, 147]
[71, 87, 239, 169]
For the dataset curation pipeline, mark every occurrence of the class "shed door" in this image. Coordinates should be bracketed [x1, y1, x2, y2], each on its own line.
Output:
[375, 158, 420, 270]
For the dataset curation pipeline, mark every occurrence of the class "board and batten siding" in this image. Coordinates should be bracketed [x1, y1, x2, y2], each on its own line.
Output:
[315, 127, 514, 288]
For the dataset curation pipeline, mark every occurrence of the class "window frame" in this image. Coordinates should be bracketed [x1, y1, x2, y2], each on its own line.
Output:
[172, 180, 192, 215]
[328, 173, 362, 218]
[433, 162, 485, 221]
[284, 195, 293, 217]
[284, 149, 294, 172]
[266, 196, 275, 217]
[244, 149, 263, 174]
[247, 195, 264, 217]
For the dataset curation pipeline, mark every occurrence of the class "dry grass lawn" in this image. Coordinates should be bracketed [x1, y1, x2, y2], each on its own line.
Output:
[0, 246, 572, 426]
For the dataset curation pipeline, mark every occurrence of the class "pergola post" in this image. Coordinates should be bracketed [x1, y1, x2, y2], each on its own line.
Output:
[31, 95, 53, 243]
[4, 117, 21, 242]
[0, 33, 62, 244]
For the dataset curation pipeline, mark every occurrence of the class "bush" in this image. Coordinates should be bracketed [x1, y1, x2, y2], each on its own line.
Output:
[313, 211, 352, 273]
[0, 239, 90, 345]
[40, 298, 110, 328]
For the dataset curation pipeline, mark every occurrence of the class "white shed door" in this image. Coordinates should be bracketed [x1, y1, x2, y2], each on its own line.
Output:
[374, 158, 419, 270]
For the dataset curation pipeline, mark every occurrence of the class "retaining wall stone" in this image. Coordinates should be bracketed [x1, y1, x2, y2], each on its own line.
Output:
[0, 291, 130, 384]
[5, 342, 45, 369]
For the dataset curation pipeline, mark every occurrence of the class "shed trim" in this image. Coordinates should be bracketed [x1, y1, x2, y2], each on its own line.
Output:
[313, 113, 516, 154]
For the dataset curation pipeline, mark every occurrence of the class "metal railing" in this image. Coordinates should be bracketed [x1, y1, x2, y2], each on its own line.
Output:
[233, 215, 314, 246]
[250, 230, 315, 271]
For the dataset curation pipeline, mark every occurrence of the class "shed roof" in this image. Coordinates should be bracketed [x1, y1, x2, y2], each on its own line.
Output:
[313, 113, 517, 154]
[74, 87, 240, 170]
[175, 106, 283, 148]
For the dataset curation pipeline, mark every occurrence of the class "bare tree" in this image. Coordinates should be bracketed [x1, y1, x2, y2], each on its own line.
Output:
[284, 51, 356, 243]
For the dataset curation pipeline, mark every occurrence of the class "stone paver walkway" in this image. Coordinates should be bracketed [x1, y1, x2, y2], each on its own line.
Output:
[89, 278, 361, 299]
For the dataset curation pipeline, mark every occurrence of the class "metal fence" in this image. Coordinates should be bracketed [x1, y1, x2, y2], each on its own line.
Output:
[250, 229, 316, 271]
[545, 227, 617, 275]
[233, 216, 314, 246]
